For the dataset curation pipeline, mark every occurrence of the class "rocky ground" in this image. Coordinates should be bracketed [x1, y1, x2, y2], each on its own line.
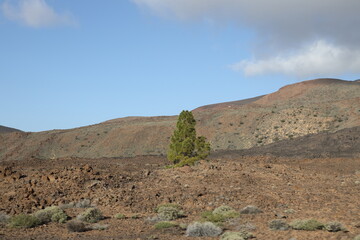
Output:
[1, 154, 359, 240]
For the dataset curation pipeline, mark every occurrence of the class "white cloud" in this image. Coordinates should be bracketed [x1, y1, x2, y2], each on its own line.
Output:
[231, 41, 360, 77]
[1, 0, 76, 28]
[132, 0, 360, 77]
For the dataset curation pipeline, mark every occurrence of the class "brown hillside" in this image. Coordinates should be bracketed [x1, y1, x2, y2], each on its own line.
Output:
[1, 78, 360, 161]
[0, 125, 22, 134]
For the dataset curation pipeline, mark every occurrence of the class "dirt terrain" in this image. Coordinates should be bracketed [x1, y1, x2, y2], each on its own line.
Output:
[0, 154, 359, 240]
[1, 78, 360, 239]
[1, 78, 360, 161]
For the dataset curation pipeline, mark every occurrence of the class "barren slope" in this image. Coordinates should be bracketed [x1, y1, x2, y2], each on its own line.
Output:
[1, 78, 360, 161]
[0, 126, 22, 134]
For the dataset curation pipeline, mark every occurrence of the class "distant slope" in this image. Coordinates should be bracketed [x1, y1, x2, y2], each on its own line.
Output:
[214, 126, 360, 158]
[0, 125, 22, 134]
[1, 78, 360, 161]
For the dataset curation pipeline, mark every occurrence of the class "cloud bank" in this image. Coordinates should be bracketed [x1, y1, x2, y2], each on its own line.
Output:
[231, 41, 360, 77]
[1, 0, 76, 28]
[133, 0, 360, 77]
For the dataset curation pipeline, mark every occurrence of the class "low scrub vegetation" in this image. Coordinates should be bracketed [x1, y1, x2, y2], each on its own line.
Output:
[268, 219, 290, 230]
[154, 221, 178, 229]
[186, 221, 222, 237]
[77, 208, 103, 223]
[201, 205, 239, 223]
[33, 206, 68, 224]
[290, 219, 324, 231]
[114, 213, 126, 219]
[220, 231, 254, 240]
[154, 203, 184, 221]
[8, 214, 40, 228]
[324, 221, 346, 232]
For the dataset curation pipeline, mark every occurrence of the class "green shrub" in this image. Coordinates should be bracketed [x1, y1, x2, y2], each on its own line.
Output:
[186, 221, 222, 237]
[8, 214, 40, 228]
[114, 213, 126, 219]
[290, 219, 324, 231]
[77, 208, 103, 223]
[220, 231, 254, 240]
[201, 205, 239, 224]
[220, 231, 245, 240]
[34, 206, 68, 224]
[268, 219, 290, 230]
[67, 220, 87, 232]
[213, 206, 235, 215]
[154, 221, 178, 229]
[51, 211, 68, 223]
[324, 222, 346, 232]
[155, 204, 184, 221]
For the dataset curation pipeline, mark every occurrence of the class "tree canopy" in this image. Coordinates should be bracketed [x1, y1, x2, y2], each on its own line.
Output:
[167, 110, 210, 167]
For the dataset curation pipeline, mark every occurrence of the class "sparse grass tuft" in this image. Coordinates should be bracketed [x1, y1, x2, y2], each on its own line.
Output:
[154, 221, 178, 229]
[114, 213, 126, 219]
[290, 219, 324, 231]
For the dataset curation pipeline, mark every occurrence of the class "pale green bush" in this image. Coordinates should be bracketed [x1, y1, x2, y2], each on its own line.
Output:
[77, 208, 103, 223]
[186, 221, 222, 237]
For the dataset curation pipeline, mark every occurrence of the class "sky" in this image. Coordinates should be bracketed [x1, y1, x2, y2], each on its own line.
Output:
[1, 0, 359, 132]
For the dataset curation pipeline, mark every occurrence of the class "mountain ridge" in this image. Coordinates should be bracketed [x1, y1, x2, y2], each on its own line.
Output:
[1, 78, 359, 161]
[0, 125, 22, 134]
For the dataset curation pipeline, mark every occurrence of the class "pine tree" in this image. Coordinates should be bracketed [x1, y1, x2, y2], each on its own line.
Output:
[168, 110, 210, 166]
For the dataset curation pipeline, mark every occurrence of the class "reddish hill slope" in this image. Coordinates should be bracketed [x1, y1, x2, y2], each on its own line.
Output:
[1, 78, 359, 161]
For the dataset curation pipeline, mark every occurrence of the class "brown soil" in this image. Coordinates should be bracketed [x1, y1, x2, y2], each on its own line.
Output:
[1, 155, 359, 240]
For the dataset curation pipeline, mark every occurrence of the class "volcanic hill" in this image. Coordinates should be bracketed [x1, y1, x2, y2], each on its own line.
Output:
[0, 126, 22, 134]
[1, 78, 360, 161]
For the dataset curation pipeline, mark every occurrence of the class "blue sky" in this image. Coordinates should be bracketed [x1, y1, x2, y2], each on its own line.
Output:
[1, 0, 359, 132]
